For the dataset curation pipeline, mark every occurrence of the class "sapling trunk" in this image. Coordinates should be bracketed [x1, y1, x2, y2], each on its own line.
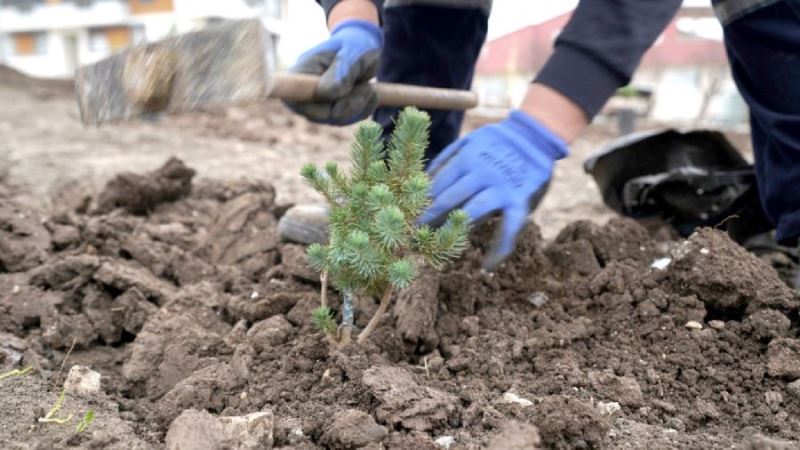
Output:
[303, 108, 469, 346]
[357, 286, 394, 344]
[340, 290, 355, 345]
[318, 271, 338, 344]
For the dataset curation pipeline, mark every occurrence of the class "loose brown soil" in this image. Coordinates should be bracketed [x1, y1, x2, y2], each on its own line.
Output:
[2, 155, 800, 450]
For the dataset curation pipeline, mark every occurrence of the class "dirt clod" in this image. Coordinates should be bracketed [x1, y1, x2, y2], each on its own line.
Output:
[532, 396, 609, 450]
[588, 370, 644, 407]
[362, 366, 459, 432]
[666, 229, 797, 314]
[321, 409, 388, 449]
[96, 157, 195, 215]
[767, 339, 800, 379]
[486, 421, 542, 450]
[2, 157, 799, 448]
[746, 309, 791, 340]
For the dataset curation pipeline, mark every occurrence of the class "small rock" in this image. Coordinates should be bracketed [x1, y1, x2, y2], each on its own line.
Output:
[650, 257, 672, 270]
[685, 321, 703, 330]
[11, 285, 20, 294]
[487, 421, 542, 450]
[597, 401, 621, 416]
[63, 365, 101, 396]
[220, 411, 275, 450]
[527, 292, 549, 308]
[708, 320, 725, 330]
[765, 390, 783, 408]
[434, 436, 455, 449]
[665, 417, 686, 432]
[166, 409, 223, 450]
[499, 392, 534, 407]
[787, 379, 800, 399]
[321, 409, 388, 449]
[0, 333, 26, 372]
[767, 338, 800, 378]
[166, 409, 274, 450]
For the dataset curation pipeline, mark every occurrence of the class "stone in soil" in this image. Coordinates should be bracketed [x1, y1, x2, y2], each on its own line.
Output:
[63, 365, 102, 396]
[165, 408, 274, 450]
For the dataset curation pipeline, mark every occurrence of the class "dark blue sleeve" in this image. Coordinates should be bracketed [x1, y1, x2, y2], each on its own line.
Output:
[535, 0, 682, 120]
[317, 0, 385, 18]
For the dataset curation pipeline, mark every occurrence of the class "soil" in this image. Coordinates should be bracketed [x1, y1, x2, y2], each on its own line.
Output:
[2, 68, 798, 449]
[1, 154, 800, 449]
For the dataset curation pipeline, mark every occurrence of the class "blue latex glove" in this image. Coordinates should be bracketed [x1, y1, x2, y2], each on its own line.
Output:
[285, 20, 383, 125]
[421, 110, 568, 270]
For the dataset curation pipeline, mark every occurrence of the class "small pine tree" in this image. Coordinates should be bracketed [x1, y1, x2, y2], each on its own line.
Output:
[302, 108, 469, 345]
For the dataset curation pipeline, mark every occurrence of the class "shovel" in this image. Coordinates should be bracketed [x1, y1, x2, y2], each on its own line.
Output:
[75, 18, 479, 125]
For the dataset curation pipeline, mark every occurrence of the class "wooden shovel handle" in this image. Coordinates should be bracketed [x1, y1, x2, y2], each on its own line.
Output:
[269, 73, 478, 111]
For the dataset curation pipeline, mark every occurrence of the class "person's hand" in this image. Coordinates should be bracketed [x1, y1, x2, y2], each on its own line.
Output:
[420, 110, 568, 270]
[285, 20, 383, 125]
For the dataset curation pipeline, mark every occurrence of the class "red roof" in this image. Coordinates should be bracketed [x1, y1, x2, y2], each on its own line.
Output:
[476, 9, 728, 76]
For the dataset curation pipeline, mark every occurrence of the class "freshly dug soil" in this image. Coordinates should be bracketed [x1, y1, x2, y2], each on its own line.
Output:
[1, 159, 799, 449]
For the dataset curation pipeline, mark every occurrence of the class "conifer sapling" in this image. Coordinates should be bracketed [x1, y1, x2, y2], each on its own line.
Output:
[301, 108, 469, 345]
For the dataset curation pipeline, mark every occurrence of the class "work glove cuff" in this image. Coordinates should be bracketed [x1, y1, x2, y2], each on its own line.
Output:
[330, 19, 384, 50]
[507, 109, 569, 162]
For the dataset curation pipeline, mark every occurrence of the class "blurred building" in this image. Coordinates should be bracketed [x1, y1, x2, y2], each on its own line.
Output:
[0, 0, 287, 79]
[474, 5, 748, 126]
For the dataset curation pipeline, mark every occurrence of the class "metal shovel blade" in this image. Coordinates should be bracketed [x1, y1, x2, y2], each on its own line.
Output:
[75, 18, 272, 125]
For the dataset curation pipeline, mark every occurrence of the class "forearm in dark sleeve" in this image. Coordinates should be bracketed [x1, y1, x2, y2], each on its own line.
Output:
[535, 0, 682, 119]
[317, 0, 385, 17]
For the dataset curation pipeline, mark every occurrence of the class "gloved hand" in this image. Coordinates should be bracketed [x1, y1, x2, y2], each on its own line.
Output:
[420, 110, 568, 270]
[285, 20, 383, 125]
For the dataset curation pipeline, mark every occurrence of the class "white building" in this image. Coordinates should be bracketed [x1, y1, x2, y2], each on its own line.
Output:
[0, 0, 288, 79]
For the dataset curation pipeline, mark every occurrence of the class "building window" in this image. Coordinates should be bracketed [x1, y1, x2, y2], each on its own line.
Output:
[12, 32, 47, 56]
[1, 0, 45, 12]
[131, 25, 146, 45]
[88, 29, 110, 53]
[130, 0, 173, 15]
[89, 27, 131, 53]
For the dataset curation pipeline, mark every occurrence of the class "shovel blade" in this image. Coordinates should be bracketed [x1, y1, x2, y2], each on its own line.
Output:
[75, 18, 273, 125]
